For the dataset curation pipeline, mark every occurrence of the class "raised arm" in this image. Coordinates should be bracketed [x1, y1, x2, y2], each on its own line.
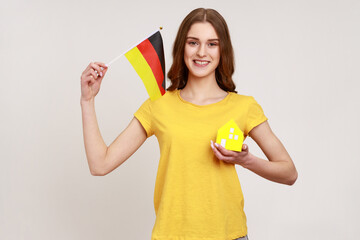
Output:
[211, 121, 298, 185]
[80, 62, 147, 176]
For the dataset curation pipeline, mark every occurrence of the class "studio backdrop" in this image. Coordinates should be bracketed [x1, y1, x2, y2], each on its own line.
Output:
[1, 0, 359, 239]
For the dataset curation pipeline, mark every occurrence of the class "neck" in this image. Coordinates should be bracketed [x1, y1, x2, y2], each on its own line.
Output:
[181, 73, 226, 100]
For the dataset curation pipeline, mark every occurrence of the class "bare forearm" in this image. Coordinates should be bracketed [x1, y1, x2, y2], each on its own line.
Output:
[244, 154, 298, 185]
[81, 99, 107, 175]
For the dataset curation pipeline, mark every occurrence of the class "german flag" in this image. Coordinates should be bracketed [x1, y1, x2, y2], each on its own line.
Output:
[125, 31, 165, 100]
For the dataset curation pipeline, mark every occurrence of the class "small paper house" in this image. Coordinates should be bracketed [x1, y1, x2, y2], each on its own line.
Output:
[216, 119, 244, 152]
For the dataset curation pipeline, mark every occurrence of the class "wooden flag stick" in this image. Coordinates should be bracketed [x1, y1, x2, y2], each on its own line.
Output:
[106, 27, 163, 67]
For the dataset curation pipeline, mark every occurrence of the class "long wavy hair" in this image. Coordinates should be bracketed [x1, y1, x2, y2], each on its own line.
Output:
[167, 8, 236, 93]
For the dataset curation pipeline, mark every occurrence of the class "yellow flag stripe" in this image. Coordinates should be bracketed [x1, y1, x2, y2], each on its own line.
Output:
[125, 47, 162, 100]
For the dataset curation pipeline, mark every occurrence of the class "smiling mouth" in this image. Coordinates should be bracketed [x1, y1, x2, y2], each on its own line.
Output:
[194, 60, 210, 66]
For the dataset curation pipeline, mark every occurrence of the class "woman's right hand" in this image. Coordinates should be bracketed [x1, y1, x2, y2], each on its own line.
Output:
[81, 62, 108, 102]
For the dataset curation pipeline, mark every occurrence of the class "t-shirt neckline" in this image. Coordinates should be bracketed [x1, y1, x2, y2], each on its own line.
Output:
[176, 89, 231, 108]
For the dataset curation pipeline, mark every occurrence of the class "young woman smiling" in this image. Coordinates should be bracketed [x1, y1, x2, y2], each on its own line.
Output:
[80, 8, 297, 240]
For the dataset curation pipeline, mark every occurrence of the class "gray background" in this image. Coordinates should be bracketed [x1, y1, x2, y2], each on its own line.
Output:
[1, 0, 359, 239]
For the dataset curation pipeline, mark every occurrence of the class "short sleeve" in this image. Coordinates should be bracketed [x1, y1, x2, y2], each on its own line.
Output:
[244, 96, 268, 136]
[134, 98, 154, 138]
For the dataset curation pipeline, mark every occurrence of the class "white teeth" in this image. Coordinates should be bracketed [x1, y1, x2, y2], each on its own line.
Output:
[194, 60, 209, 65]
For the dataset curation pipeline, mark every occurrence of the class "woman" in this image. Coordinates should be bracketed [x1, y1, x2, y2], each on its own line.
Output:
[80, 8, 297, 240]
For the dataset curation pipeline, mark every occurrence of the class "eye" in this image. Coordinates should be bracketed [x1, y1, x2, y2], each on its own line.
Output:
[208, 42, 218, 47]
[188, 41, 198, 46]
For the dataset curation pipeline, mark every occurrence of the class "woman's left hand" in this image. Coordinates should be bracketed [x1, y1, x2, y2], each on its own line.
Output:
[211, 121, 298, 185]
[211, 140, 251, 167]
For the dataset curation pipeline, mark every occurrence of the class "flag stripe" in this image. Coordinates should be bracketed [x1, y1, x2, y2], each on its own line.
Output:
[137, 39, 165, 95]
[125, 47, 162, 100]
[148, 31, 166, 91]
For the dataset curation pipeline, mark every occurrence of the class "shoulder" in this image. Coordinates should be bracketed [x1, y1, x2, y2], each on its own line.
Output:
[228, 93, 266, 116]
[138, 90, 177, 109]
[228, 92, 259, 105]
[158, 90, 177, 102]
[149, 90, 177, 105]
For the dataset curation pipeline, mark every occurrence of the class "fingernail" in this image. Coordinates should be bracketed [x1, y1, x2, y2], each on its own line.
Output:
[100, 72, 103, 77]
[105, 64, 109, 67]
[100, 67, 104, 71]
[215, 143, 219, 147]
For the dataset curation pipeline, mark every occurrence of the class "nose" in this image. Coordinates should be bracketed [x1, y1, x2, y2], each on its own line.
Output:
[196, 44, 206, 58]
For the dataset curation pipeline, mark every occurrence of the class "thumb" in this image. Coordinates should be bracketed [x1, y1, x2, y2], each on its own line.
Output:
[242, 144, 249, 153]
[102, 66, 109, 75]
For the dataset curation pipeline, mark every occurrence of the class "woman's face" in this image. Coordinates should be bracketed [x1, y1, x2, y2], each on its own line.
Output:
[184, 22, 220, 80]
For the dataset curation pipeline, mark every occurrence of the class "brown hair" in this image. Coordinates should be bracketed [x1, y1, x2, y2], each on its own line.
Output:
[167, 8, 236, 93]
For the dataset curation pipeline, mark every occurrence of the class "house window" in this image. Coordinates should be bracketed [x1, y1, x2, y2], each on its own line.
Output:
[221, 139, 226, 147]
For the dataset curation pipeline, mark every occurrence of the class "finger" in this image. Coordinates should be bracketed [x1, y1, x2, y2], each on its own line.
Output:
[83, 62, 93, 74]
[82, 75, 95, 86]
[82, 62, 102, 81]
[102, 66, 108, 75]
[94, 62, 108, 69]
[89, 75, 95, 85]
[242, 144, 249, 153]
[93, 62, 108, 75]
[81, 73, 93, 84]
[97, 66, 108, 78]
[96, 67, 106, 78]
[83, 66, 98, 78]
[211, 141, 234, 163]
[88, 69, 98, 80]
[90, 62, 103, 77]
[97, 62, 109, 75]
[214, 142, 237, 157]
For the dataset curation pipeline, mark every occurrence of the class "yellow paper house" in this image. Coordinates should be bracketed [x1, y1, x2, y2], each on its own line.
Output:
[216, 119, 244, 152]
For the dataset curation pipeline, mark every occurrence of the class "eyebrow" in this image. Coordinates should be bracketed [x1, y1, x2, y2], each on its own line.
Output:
[186, 37, 219, 41]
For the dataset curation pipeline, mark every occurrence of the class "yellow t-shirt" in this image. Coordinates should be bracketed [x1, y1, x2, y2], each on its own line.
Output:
[134, 89, 267, 240]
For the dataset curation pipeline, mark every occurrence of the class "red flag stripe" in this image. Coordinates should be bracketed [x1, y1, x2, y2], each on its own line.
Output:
[137, 39, 165, 95]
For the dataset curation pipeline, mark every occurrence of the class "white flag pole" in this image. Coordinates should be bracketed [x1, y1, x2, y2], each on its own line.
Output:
[106, 27, 163, 67]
